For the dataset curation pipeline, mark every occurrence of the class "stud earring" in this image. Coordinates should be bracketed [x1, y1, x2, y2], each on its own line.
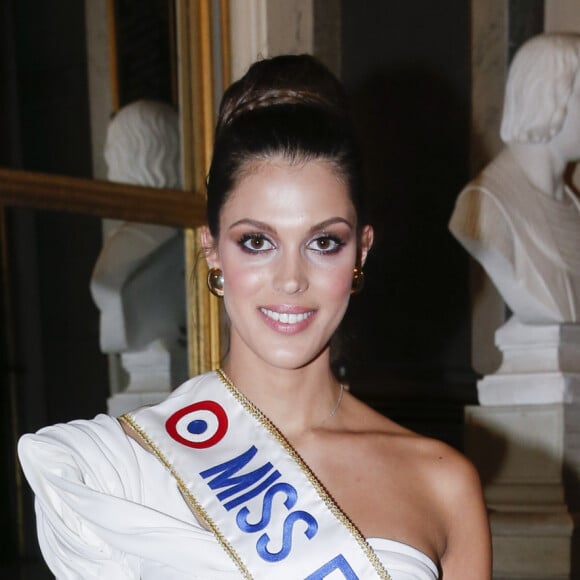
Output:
[207, 267, 224, 297]
[351, 267, 365, 295]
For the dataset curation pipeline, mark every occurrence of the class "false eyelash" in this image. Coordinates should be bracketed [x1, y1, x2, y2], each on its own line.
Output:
[237, 233, 274, 253]
[309, 234, 346, 254]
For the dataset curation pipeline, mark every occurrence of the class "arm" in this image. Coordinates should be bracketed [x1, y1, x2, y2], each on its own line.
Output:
[437, 450, 492, 579]
[18, 416, 142, 579]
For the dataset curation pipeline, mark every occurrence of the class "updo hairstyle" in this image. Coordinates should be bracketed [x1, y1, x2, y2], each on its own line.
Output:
[206, 54, 365, 237]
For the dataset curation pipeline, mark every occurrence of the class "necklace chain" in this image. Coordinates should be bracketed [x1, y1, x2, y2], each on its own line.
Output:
[329, 383, 345, 418]
[314, 383, 345, 430]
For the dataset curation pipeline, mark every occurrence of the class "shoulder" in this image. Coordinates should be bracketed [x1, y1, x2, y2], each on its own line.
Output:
[410, 438, 491, 577]
[412, 437, 485, 516]
[165, 371, 217, 401]
[340, 397, 476, 492]
[19, 413, 124, 449]
[18, 414, 141, 497]
[19, 413, 129, 456]
[363, 416, 482, 498]
[365, 424, 484, 511]
[375, 428, 490, 574]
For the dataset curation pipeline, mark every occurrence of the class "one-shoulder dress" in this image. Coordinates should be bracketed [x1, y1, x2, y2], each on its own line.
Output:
[18, 385, 439, 580]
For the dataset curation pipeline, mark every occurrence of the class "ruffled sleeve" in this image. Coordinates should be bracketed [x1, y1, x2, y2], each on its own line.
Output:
[18, 414, 143, 579]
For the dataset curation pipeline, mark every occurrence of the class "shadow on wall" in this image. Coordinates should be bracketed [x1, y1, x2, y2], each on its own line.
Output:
[341, 66, 473, 396]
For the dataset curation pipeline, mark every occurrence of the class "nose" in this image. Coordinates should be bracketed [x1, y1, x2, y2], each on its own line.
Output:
[273, 251, 308, 294]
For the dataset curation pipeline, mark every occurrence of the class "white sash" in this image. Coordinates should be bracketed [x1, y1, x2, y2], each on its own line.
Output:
[121, 370, 392, 580]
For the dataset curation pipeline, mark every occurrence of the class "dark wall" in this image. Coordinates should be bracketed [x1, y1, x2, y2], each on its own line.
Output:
[5, 0, 108, 420]
[12, 0, 92, 176]
[1, 1, 107, 575]
[1, 1, 178, 573]
[339, 2, 474, 440]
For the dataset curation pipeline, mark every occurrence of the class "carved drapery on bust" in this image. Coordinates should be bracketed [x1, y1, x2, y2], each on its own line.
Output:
[450, 33, 580, 325]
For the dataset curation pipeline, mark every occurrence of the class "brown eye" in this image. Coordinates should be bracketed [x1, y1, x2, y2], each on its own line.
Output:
[239, 234, 275, 253]
[308, 235, 344, 254]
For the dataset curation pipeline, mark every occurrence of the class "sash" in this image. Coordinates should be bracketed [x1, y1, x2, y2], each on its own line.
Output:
[120, 370, 392, 580]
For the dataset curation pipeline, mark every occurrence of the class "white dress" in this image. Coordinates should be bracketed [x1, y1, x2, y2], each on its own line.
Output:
[19, 413, 439, 580]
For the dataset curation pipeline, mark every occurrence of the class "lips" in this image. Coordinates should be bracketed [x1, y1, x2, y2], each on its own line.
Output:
[258, 306, 316, 334]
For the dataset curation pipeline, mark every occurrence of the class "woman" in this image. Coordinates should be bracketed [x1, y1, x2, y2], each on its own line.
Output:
[19, 54, 491, 579]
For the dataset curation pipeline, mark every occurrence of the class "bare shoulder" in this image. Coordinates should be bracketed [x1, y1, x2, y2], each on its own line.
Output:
[411, 435, 482, 497]
[351, 398, 485, 507]
[416, 436, 492, 579]
[341, 395, 485, 511]
[374, 420, 492, 578]
[357, 403, 482, 499]
[336, 396, 491, 576]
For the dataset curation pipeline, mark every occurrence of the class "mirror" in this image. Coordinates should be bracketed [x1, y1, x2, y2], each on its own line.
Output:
[0, 1, 228, 574]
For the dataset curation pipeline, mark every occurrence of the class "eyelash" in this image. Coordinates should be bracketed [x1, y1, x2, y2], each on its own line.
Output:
[237, 233, 345, 255]
[238, 233, 275, 253]
[308, 234, 345, 254]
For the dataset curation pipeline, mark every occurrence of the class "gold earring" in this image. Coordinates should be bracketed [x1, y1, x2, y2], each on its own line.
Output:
[351, 267, 365, 295]
[207, 267, 224, 297]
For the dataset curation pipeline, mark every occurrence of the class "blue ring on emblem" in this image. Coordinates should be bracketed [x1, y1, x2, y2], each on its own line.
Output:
[166, 401, 228, 448]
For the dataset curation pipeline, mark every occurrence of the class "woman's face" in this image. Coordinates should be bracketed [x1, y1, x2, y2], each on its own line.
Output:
[203, 158, 373, 372]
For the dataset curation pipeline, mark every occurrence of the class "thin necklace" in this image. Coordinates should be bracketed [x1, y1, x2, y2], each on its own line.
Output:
[329, 383, 345, 418]
[314, 383, 345, 429]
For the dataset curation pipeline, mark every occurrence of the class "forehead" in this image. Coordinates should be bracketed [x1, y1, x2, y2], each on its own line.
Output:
[220, 159, 355, 225]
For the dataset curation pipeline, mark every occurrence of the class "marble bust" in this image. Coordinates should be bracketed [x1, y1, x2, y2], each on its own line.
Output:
[90, 100, 186, 405]
[450, 33, 580, 324]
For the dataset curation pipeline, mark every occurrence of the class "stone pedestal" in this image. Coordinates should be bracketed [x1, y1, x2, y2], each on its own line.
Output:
[466, 319, 580, 579]
[478, 319, 580, 405]
[107, 339, 187, 416]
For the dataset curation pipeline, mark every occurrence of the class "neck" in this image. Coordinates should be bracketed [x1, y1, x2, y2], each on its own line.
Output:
[508, 142, 569, 201]
[222, 348, 342, 440]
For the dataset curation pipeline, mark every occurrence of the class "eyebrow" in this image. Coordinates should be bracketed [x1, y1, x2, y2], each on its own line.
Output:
[227, 217, 354, 234]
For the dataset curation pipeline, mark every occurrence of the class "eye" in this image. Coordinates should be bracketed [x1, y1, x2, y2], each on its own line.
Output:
[308, 235, 344, 254]
[238, 233, 275, 253]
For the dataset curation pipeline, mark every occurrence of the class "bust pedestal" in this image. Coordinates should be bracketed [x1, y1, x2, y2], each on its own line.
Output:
[107, 339, 187, 416]
[466, 319, 580, 579]
[478, 318, 580, 405]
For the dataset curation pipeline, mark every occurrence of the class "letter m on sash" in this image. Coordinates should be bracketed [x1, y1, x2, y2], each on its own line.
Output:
[200, 446, 280, 511]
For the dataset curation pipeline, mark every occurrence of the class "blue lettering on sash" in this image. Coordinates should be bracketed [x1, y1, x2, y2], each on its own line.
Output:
[223, 470, 282, 511]
[304, 554, 359, 580]
[200, 445, 280, 510]
[237, 482, 298, 533]
[256, 510, 318, 562]
[199, 446, 320, 563]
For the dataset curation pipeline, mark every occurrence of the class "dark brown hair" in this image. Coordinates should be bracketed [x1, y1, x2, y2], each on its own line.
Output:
[206, 54, 365, 236]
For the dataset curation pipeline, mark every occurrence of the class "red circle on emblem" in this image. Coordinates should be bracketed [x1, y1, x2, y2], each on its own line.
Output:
[165, 400, 229, 448]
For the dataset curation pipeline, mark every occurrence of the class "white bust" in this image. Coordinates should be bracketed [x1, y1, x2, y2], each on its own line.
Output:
[450, 33, 580, 324]
[90, 100, 185, 352]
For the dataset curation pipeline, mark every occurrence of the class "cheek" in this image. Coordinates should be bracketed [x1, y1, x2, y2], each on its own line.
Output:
[221, 257, 264, 298]
[315, 263, 354, 299]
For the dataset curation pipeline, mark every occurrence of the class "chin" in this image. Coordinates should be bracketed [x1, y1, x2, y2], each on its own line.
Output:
[261, 343, 329, 371]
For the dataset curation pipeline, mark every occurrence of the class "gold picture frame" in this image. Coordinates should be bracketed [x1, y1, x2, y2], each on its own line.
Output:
[0, 2, 229, 558]
[0, 0, 230, 378]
